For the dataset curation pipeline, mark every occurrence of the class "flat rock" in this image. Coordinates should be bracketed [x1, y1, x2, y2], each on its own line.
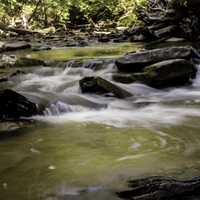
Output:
[3, 41, 31, 51]
[116, 46, 194, 73]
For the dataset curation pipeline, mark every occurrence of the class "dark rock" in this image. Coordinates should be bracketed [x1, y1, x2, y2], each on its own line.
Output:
[98, 36, 110, 43]
[32, 46, 51, 51]
[154, 25, 177, 38]
[0, 55, 46, 68]
[112, 73, 146, 84]
[0, 89, 38, 120]
[143, 59, 196, 88]
[116, 46, 193, 73]
[3, 41, 31, 51]
[126, 26, 157, 41]
[117, 176, 200, 200]
[14, 57, 46, 67]
[80, 76, 132, 98]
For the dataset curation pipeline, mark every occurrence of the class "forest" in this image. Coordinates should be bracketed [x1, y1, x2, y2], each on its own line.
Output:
[1, 1, 200, 200]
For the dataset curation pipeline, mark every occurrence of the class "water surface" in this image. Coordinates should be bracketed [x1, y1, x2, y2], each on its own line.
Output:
[1, 43, 200, 200]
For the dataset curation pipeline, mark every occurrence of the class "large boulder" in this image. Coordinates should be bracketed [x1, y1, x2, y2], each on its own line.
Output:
[143, 59, 196, 88]
[0, 89, 38, 120]
[79, 76, 132, 98]
[115, 46, 194, 73]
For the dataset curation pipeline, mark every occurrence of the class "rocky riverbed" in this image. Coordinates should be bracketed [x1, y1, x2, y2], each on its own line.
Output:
[1, 41, 200, 200]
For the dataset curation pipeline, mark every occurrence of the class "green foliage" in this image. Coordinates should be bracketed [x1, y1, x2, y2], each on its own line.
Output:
[0, 0, 147, 29]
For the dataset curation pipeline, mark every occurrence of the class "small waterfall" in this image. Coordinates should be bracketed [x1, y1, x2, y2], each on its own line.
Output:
[44, 101, 88, 116]
[193, 64, 200, 87]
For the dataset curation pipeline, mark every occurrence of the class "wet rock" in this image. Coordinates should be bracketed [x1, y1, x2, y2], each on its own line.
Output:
[2, 41, 31, 51]
[80, 76, 132, 98]
[31, 45, 51, 51]
[115, 46, 194, 73]
[14, 57, 46, 67]
[143, 59, 196, 88]
[0, 69, 25, 82]
[0, 55, 46, 68]
[112, 73, 146, 84]
[0, 89, 38, 120]
[165, 37, 185, 42]
[154, 25, 177, 38]
[117, 176, 200, 200]
[82, 59, 113, 70]
[98, 36, 110, 43]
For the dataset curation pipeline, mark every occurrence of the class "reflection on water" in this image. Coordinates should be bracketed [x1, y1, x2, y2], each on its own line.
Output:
[1, 44, 200, 200]
[28, 43, 143, 61]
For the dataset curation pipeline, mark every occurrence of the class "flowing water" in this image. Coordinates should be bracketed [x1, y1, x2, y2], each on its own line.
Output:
[1, 43, 200, 200]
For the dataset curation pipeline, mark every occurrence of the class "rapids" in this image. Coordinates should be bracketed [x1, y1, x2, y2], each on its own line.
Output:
[1, 43, 200, 200]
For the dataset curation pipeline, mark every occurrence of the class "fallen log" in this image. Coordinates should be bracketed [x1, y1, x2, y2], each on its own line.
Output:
[0, 22, 39, 35]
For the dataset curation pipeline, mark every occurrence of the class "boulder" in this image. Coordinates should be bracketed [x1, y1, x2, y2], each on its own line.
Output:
[0, 89, 38, 120]
[143, 59, 196, 88]
[80, 76, 132, 98]
[115, 46, 194, 73]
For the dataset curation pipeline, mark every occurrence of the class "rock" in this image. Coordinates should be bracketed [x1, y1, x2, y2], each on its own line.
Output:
[80, 76, 132, 98]
[3, 41, 31, 51]
[14, 57, 46, 67]
[0, 55, 46, 68]
[32, 45, 51, 51]
[165, 37, 185, 42]
[154, 25, 177, 38]
[143, 59, 196, 88]
[0, 89, 38, 120]
[0, 69, 25, 82]
[112, 73, 146, 84]
[82, 59, 113, 70]
[171, 0, 200, 11]
[115, 46, 194, 73]
[98, 36, 111, 43]
[117, 176, 200, 200]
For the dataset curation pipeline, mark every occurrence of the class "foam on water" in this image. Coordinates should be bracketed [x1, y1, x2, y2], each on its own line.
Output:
[35, 104, 200, 128]
[15, 63, 200, 128]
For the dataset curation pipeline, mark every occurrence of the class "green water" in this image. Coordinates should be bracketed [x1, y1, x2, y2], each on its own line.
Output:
[1, 42, 200, 200]
[29, 43, 143, 61]
[1, 120, 200, 200]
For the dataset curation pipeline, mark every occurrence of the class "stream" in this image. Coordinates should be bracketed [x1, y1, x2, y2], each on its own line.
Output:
[1, 42, 200, 200]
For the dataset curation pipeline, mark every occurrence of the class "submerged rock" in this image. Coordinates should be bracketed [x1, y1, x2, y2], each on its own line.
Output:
[115, 46, 194, 73]
[0, 89, 38, 120]
[143, 59, 196, 88]
[80, 76, 132, 98]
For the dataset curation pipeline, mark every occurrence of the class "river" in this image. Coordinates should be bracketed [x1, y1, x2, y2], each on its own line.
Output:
[1, 42, 200, 200]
